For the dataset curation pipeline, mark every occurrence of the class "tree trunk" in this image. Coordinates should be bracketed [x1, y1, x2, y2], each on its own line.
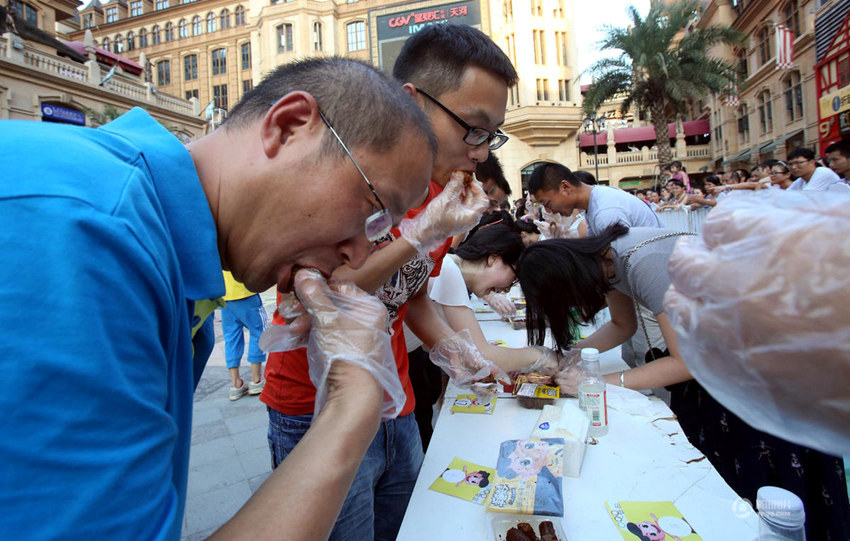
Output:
[649, 101, 673, 170]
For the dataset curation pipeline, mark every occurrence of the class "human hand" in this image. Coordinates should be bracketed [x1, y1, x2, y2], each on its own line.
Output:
[293, 269, 406, 420]
[429, 329, 509, 397]
[554, 362, 582, 396]
[482, 292, 516, 318]
[258, 292, 310, 353]
[399, 171, 489, 254]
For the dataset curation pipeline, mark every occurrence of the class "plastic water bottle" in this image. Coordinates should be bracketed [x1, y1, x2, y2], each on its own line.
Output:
[578, 348, 608, 437]
[757, 486, 806, 540]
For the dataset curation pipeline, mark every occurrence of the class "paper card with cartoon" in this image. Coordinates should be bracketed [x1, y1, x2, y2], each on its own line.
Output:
[606, 501, 701, 541]
[488, 339, 509, 347]
[450, 394, 497, 414]
[485, 438, 565, 517]
[429, 457, 495, 504]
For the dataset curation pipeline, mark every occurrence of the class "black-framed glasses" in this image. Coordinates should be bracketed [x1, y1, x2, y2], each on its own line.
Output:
[787, 159, 812, 167]
[317, 110, 393, 242]
[417, 89, 509, 150]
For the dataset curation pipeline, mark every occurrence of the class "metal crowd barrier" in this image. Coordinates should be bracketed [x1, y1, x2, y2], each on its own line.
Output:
[656, 206, 711, 234]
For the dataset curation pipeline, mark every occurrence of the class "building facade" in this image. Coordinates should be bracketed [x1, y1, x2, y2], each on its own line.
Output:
[73, 0, 583, 195]
[814, 0, 850, 150]
[694, 0, 819, 171]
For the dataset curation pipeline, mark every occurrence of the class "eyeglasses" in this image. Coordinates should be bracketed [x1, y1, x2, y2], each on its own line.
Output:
[787, 159, 812, 167]
[317, 110, 393, 242]
[417, 89, 509, 150]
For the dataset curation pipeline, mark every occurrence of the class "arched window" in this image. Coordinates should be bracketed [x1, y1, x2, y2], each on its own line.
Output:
[220, 8, 230, 29]
[313, 22, 322, 51]
[102, 37, 111, 51]
[178, 19, 188, 38]
[735, 48, 748, 79]
[139, 28, 147, 47]
[758, 90, 772, 133]
[126, 31, 135, 50]
[757, 27, 772, 65]
[783, 0, 799, 36]
[346, 21, 366, 52]
[784, 71, 803, 122]
[115, 34, 125, 53]
[234, 5, 245, 26]
[206, 12, 216, 33]
[151, 25, 161, 44]
[737, 104, 750, 143]
[165, 22, 174, 42]
[192, 15, 202, 36]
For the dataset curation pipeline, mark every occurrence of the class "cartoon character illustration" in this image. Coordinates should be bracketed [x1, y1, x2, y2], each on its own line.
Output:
[626, 513, 695, 541]
[506, 440, 551, 479]
[440, 465, 491, 488]
[453, 397, 479, 408]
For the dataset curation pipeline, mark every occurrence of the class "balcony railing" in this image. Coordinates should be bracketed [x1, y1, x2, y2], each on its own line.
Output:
[581, 145, 711, 168]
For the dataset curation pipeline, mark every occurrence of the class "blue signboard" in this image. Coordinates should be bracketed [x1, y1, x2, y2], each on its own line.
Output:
[41, 103, 86, 126]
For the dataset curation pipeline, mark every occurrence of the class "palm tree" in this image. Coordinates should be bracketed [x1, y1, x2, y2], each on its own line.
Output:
[582, 1, 742, 168]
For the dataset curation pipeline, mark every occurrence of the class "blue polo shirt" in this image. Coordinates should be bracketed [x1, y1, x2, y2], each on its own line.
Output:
[0, 109, 224, 539]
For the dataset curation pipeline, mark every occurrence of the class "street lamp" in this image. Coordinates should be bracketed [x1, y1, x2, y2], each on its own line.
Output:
[583, 113, 607, 182]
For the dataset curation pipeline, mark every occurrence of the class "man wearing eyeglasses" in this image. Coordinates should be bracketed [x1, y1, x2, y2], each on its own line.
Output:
[0, 58, 438, 540]
[825, 140, 850, 183]
[261, 24, 517, 541]
[786, 148, 848, 192]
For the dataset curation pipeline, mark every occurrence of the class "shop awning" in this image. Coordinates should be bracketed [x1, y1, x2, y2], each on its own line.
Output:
[721, 147, 753, 166]
[759, 130, 803, 155]
[579, 119, 711, 148]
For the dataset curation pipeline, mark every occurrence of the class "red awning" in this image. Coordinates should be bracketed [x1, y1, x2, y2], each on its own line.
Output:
[579, 119, 710, 148]
[62, 41, 143, 74]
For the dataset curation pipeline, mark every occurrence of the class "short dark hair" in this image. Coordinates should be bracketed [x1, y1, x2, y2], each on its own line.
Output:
[669, 179, 685, 189]
[224, 57, 436, 159]
[788, 148, 815, 162]
[477, 154, 512, 197]
[573, 170, 597, 185]
[759, 159, 781, 170]
[703, 175, 720, 187]
[392, 24, 518, 97]
[528, 162, 577, 194]
[671, 160, 684, 170]
[455, 222, 524, 267]
[514, 217, 540, 235]
[518, 224, 629, 353]
[825, 141, 850, 159]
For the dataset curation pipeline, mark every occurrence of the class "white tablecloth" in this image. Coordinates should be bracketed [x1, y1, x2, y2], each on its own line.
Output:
[397, 297, 759, 540]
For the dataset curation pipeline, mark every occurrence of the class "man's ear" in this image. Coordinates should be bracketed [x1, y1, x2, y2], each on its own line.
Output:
[261, 91, 320, 159]
[559, 179, 573, 195]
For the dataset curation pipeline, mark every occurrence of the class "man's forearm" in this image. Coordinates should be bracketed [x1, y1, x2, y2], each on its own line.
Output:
[405, 292, 456, 348]
[333, 237, 419, 294]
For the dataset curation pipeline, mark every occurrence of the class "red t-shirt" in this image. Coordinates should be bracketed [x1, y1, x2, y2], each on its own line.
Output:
[261, 182, 452, 417]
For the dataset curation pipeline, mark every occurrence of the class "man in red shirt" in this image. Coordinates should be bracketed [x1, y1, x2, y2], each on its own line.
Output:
[261, 24, 517, 540]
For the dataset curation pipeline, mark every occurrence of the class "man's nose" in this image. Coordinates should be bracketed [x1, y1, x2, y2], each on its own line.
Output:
[338, 234, 372, 270]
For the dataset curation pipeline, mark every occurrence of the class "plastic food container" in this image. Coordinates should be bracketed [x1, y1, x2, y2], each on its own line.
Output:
[489, 514, 568, 540]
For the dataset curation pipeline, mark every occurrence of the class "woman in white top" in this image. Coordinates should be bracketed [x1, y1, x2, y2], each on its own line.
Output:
[430, 222, 558, 374]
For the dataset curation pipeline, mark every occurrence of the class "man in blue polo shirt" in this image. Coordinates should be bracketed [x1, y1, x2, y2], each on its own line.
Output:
[0, 58, 450, 539]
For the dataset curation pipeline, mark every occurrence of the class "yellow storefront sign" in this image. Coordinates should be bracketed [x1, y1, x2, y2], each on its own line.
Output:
[819, 85, 850, 118]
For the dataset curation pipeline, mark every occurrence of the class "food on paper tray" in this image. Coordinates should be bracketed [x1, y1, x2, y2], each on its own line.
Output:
[513, 374, 559, 410]
[491, 515, 566, 540]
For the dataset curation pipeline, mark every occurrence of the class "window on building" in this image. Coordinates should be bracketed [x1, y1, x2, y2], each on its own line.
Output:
[206, 12, 216, 33]
[185, 89, 198, 100]
[736, 49, 748, 79]
[277, 23, 294, 53]
[783, 0, 799, 36]
[509, 85, 518, 107]
[114, 34, 124, 53]
[503, 0, 512, 23]
[102, 37, 110, 50]
[213, 84, 228, 110]
[241, 42, 251, 70]
[313, 22, 323, 51]
[211, 48, 227, 75]
[184, 54, 198, 80]
[221, 8, 230, 29]
[558, 79, 570, 102]
[155, 0, 168, 9]
[234, 5, 245, 26]
[533, 30, 545, 65]
[737, 104, 749, 142]
[126, 31, 135, 50]
[130, 1, 142, 16]
[555, 31, 567, 65]
[165, 22, 174, 41]
[536, 79, 549, 102]
[178, 19, 188, 39]
[157, 60, 171, 86]
[83, 13, 93, 28]
[758, 90, 772, 133]
[151, 26, 160, 44]
[106, 7, 118, 23]
[243, 79, 253, 94]
[192, 15, 202, 35]
[784, 71, 803, 121]
[714, 110, 723, 142]
[347, 21, 366, 52]
[757, 27, 771, 65]
[139, 28, 147, 47]
[838, 56, 850, 89]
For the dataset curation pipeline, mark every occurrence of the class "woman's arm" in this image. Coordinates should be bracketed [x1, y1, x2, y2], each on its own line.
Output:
[441, 304, 545, 372]
[573, 290, 637, 353]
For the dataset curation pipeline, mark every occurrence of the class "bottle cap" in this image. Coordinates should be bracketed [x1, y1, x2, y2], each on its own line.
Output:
[580, 348, 599, 362]
[756, 486, 805, 528]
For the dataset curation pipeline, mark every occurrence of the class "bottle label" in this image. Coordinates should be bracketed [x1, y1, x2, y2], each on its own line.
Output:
[583, 391, 608, 427]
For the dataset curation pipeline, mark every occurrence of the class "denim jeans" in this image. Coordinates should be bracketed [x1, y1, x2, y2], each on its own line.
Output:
[267, 408, 424, 541]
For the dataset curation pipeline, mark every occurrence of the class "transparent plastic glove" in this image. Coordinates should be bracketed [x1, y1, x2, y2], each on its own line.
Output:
[533, 219, 571, 240]
[482, 292, 516, 318]
[293, 269, 406, 420]
[522, 346, 559, 376]
[399, 171, 489, 255]
[429, 329, 509, 398]
[664, 190, 850, 456]
[258, 292, 310, 352]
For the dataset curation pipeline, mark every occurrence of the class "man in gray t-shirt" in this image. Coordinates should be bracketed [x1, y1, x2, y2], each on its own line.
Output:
[527, 161, 665, 234]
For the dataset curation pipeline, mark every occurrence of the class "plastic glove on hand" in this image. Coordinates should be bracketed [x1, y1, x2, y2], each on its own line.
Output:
[482, 292, 516, 318]
[429, 329, 509, 396]
[399, 171, 489, 254]
[554, 362, 582, 397]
